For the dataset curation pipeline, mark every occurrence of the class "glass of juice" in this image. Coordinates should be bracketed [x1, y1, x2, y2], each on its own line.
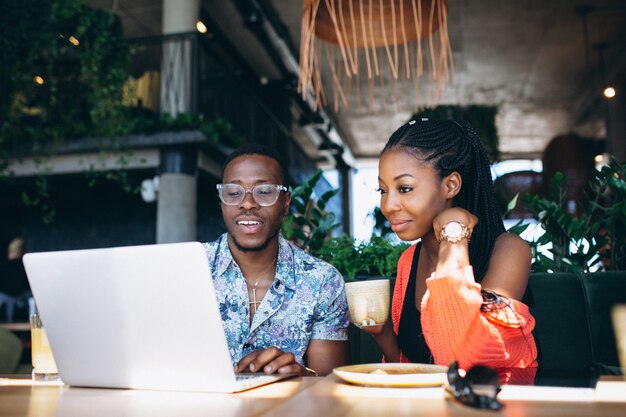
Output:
[30, 313, 59, 381]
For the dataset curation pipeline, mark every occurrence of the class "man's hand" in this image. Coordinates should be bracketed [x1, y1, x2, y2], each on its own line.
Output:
[235, 346, 306, 375]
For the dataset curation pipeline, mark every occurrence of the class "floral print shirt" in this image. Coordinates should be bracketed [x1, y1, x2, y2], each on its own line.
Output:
[203, 234, 349, 367]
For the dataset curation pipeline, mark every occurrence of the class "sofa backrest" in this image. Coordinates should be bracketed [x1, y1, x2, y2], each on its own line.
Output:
[526, 273, 595, 372]
[347, 275, 596, 369]
[580, 272, 626, 368]
[348, 272, 626, 373]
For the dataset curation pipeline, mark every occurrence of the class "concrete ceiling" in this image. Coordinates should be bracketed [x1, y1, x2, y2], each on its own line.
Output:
[91, 0, 626, 162]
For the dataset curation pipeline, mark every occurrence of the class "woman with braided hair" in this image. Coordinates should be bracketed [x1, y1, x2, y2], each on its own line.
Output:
[363, 119, 538, 372]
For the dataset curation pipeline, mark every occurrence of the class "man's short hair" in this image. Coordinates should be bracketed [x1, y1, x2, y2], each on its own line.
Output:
[221, 144, 289, 185]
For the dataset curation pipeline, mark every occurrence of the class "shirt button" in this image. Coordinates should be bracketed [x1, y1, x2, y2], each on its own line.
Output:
[241, 301, 246, 307]
[243, 343, 251, 349]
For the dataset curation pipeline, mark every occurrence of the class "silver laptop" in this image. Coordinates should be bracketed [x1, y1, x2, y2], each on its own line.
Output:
[23, 242, 294, 392]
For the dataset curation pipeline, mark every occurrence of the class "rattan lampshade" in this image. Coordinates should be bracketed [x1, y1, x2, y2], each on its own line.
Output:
[298, 0, 452, 112]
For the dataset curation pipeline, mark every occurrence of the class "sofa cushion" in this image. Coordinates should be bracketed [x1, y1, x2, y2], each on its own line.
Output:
[527, 273, 594, 372]
[580, 271, 626, 368]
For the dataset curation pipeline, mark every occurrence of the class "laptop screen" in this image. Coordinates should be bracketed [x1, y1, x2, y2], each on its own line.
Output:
[24, 242, 248, 392]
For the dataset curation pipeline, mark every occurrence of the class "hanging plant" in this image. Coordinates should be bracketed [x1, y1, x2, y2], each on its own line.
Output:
[0, 1, 242, 223]
[410, 105, 500, 162]
[0, 0, 134, 223]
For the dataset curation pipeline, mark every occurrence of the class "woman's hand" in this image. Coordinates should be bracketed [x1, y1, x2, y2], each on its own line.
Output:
[235, 346, 311, 375]
[356, 321, 401, 362]
[357, 323, 385, 335]
[432, 207, 477, 238]
[433, 208, 477, 276]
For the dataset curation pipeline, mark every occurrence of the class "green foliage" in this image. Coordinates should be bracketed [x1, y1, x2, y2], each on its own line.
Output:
[509, 157, 626, 272]
[0, 1, 242, 223]
[410, 105, 500, 162]
[315, 235, 410, 280]
[281, 170, 341, 254]
[127, 113, 242, 146]
[282, 170, 409, 279]
[0, 0, 131, 149]
[369, 206, 393, 237]
[0, 0, 133, 222]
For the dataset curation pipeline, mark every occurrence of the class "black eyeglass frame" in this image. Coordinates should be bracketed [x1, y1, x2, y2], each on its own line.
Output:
[216, 183, 288, 207]
[447, 361, 504, 411]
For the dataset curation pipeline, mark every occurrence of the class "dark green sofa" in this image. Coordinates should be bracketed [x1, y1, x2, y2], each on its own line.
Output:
[348, 272, 626, 373]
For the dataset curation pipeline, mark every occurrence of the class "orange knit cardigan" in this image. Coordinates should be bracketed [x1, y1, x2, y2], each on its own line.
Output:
[391, 244, 538, 371]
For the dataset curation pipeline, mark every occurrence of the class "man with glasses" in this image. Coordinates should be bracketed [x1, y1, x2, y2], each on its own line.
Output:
[203, 144, 350, 376]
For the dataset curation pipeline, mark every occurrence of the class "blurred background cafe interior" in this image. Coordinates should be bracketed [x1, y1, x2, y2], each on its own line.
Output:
[1, 0, 626, 405]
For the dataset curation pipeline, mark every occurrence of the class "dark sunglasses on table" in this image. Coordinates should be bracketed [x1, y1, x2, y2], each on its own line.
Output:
[216, 183, 287, 206]
[447, 361, 504, 411]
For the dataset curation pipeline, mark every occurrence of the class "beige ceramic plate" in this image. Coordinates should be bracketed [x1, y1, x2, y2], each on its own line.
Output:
[333, 363, 448, 387]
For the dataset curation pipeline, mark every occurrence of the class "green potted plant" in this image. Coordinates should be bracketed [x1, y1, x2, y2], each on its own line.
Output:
[281, 169, 341, 254]
[281, 169, 409, 280]
[315, 235, 409, 281]
[508, 156, 625, 273]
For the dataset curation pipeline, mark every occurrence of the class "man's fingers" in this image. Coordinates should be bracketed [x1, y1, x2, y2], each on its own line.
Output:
[244, 346, 283, 372]
[236, 347, 303, 375]
[276, 363, 304, 375]
[235, 350, 260, 372]
[262, 351, 297, 374]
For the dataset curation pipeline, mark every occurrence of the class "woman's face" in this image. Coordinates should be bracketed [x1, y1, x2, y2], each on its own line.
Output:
[377, 149, 451, 241]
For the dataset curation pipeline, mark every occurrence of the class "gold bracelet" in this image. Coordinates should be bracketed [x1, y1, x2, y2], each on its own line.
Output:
[304, 366, 319, 376]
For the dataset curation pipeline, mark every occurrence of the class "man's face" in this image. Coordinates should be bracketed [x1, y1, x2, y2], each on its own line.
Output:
[220, 154, 291, 253]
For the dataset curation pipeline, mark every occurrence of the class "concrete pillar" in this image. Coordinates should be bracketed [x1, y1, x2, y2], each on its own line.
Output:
[160, 0, 199, 116]
[157, 146, 197, 243]
[162, 0, 199, 34]
[337, 159, 352, 236]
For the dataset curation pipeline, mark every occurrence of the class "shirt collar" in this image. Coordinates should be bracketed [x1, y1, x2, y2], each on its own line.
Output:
[214, 233, 297, 291]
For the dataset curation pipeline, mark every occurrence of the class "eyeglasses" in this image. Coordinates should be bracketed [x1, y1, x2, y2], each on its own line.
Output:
[216, 183, 287, 206]
[447, 361, 503, 411]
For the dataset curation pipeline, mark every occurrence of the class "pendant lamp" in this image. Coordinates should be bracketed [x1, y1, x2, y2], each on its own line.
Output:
[298, 0, 453, 112]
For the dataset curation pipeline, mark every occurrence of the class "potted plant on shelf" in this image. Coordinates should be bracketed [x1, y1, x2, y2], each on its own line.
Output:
[0, 2, 242, 224]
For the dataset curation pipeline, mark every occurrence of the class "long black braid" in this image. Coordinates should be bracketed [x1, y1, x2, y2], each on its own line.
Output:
[382, 119, 505, 281]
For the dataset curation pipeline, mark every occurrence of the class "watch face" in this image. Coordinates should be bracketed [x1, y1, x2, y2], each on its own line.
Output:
[445, 222, 463, 238]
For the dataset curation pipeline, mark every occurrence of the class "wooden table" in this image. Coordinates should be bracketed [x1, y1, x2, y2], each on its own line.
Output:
[1, 374, 625, 417]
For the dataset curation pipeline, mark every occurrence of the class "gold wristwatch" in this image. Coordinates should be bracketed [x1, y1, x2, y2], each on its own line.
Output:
[438, 221, 472, 243]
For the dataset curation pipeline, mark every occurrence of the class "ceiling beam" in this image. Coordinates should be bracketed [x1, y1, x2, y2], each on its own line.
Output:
[231, 0, 356, 167]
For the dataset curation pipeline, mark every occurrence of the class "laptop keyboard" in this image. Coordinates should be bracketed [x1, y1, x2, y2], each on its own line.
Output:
[235, 374, 280, 390]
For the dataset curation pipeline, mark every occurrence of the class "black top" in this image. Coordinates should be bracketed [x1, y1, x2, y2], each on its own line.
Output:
[397, 244, 434, 363]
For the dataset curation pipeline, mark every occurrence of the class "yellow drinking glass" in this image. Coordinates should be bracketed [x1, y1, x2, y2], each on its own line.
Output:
[30, 313, 59, 381]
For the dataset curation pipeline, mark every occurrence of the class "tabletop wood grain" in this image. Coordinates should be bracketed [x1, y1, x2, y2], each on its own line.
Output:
[1, 374, 625, 417]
